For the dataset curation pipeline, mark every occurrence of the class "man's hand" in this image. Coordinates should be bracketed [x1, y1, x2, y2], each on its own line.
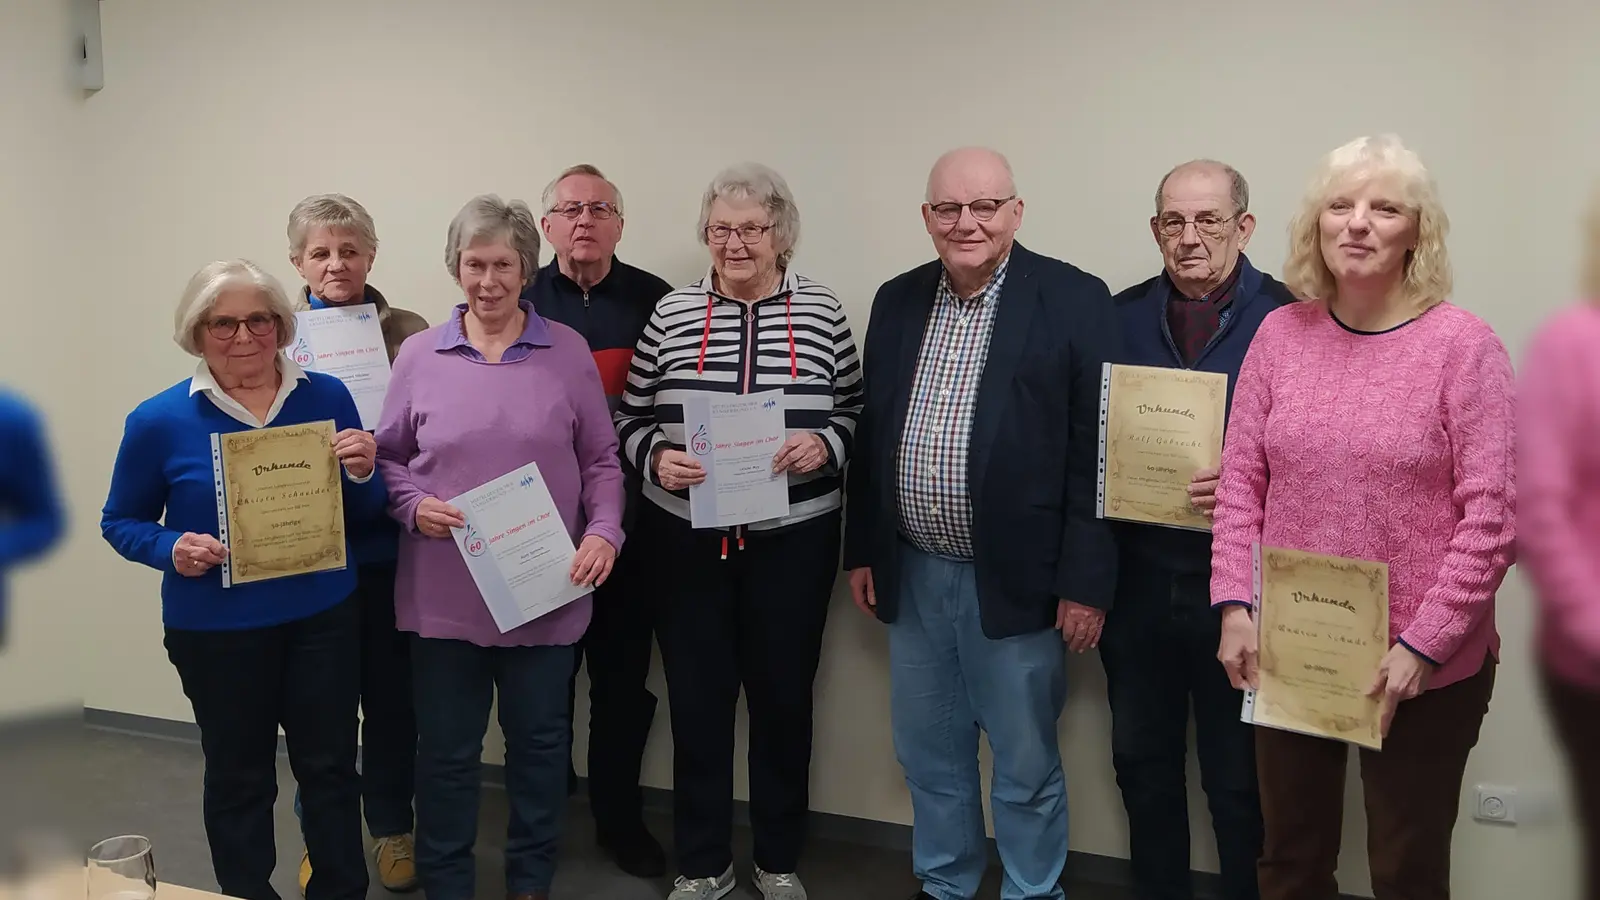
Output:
[1188, 466, 1219, 520]
[1057, 600, 1104, 653]
[849, 568, 877, 617]
[1367, 642, 1434, 738]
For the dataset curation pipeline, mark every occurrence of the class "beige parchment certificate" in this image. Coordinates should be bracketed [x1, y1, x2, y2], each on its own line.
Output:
[1097, 363, 1227, 531]
[213, 420, 346, 587]
[1244, 545, 1390, 750]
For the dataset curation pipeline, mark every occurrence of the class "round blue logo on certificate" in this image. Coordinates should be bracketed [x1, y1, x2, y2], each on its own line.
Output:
[690, 423, 712, 457]
[462, 525, 486, 558]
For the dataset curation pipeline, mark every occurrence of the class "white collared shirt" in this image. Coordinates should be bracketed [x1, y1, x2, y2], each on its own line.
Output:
[188, 354, 371, 483]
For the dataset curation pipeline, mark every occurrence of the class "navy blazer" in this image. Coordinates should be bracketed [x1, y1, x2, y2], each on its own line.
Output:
[843, 242, 1122, 638]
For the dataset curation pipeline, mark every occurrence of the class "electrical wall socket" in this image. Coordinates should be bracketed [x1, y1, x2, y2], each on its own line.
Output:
[1474, 784, 1518, 824]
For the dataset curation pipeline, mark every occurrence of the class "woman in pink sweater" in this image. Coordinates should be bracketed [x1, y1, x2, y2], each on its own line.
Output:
[1210, 135, 1516, 900]
[1518, 188, 1600, 900]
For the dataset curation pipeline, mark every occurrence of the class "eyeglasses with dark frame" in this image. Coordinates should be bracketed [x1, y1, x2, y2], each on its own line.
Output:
[205, 313, 279, 341]
[929, 196, 1017, 226]
[1155, 211, 1242, 238]
[549, 201, 619, 221]
[705, 223, 775, 245]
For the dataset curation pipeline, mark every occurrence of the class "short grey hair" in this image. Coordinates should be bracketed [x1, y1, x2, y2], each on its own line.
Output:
[173, 259, 297, 356]
[541, 164, 625, 216]
[445, 194, 541, 285]
[1155, 159, 1250, 216]
[697, 162, 800, 268]
[288, 193, 378, 258]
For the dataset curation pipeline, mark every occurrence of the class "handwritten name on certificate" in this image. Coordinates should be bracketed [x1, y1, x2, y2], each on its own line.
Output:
[1097, 363, 1227, 532]
[682, 389, 791, 529]
[448, 462, 588, 634]
[214, 420, 346, 587]
[286, 303, 391, 429]
[1243, 545, 1390, 750]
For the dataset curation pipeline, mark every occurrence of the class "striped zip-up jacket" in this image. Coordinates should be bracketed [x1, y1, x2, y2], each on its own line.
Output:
[614, 267, 863, 532]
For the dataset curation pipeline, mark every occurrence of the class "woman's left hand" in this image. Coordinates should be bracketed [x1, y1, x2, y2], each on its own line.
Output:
[772, 432, 829, 474]
[569, 535, 617, 588]
[333, 429, 377, 478]
[1368, 642, 1434, 737]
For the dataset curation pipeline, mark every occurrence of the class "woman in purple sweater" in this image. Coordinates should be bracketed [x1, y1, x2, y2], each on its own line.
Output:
[373, 194, 625, 900]
[1210, 135, 1515, 899]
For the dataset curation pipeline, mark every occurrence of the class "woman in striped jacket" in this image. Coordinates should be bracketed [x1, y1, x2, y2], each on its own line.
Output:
[614, 162, 862, 900]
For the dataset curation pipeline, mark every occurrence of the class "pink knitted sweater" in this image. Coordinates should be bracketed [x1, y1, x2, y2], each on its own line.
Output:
[1209, 300, 1516, 691]
[1517, 304, 1600, 689]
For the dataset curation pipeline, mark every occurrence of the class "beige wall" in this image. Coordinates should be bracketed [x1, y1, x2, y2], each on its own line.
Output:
[5, 0, 1595, 896]
[0, 0, 87, 719]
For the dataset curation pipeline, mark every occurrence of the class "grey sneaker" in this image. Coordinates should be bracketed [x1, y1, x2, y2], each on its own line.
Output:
[667, 865, 735, 900]
[753, 867, 807, 900]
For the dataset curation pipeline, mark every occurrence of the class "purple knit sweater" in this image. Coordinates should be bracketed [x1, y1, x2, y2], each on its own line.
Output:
[374, 307, 624, 647]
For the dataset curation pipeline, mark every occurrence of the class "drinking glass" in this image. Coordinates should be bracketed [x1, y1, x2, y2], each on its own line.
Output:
[86, 835, 156, 900]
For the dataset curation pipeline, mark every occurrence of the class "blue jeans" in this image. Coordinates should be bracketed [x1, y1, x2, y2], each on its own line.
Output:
[410, 637, 575, 899]
[889, 544, 1068, 900]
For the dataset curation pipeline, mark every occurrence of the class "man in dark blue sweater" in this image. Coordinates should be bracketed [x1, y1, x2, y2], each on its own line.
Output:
[1105, 160, 1293, 900]
[520, 164, 673, 879]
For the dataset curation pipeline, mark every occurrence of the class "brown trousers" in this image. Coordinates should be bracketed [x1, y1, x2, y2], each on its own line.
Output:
[1256, 656, 1496, 900]
[1541, 668, 1600, 900]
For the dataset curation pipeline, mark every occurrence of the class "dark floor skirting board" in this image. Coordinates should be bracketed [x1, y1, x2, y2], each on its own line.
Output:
[77, 706, 1369, 900]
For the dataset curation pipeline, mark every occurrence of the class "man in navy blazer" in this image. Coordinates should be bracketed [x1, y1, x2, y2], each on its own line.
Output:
[1102, 160, 1291, 900]
[843, 147, 1120, 900]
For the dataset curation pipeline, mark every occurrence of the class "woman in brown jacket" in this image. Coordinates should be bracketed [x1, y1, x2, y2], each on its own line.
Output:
[286, 192, 429, 896]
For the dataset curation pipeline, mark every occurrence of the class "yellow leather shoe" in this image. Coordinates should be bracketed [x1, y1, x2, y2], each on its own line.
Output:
[373, 835, 419, 892]
[297, 851, 311, 898]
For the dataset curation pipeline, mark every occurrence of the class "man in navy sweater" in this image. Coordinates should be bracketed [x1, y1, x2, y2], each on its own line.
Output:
[520, 164, 673, 879]
[1104, 160, 1293, 900]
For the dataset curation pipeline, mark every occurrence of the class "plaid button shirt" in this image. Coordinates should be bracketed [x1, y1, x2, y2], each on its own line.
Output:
[895, 255, 1010, 559]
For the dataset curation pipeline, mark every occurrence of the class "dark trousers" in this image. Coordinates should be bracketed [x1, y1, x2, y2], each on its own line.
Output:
[1100, 565, 1262, 900]
[294, 562, 416, 837]
[411, 636, 575, 899]
[1256, 654, 1495, 900]
[565, 537, 658, 835]
[164, 596, 366, 900]
[642, 502, 840, 878]
[1541, 667, 1600, 900]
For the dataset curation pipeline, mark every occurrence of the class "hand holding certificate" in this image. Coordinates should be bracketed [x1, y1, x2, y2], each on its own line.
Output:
[1240, 545, 1390, 750]
[682, 389, 791, 529]
[286, 303, 392, 429]
[213, 420, 347, 587]
[1097, 363, 1227, 531]
[447, 462, 597, 634]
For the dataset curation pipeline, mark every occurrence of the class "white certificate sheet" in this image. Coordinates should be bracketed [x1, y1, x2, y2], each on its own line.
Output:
[287, 303, 391, 429]
[448, 461, 588, 634]
[683, 389, 791, 529]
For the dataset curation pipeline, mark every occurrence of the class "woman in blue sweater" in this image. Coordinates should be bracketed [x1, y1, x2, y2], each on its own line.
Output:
[101, 259, 389, 900]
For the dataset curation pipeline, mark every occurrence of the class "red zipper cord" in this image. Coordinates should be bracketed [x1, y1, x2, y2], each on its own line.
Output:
[697, 292, 797, 378]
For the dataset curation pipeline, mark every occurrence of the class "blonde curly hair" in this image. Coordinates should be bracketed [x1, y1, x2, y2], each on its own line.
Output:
[1282, 134, 1451, 313]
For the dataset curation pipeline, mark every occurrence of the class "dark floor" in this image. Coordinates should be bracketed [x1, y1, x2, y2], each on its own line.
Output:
[0, 722, 1134, 899]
